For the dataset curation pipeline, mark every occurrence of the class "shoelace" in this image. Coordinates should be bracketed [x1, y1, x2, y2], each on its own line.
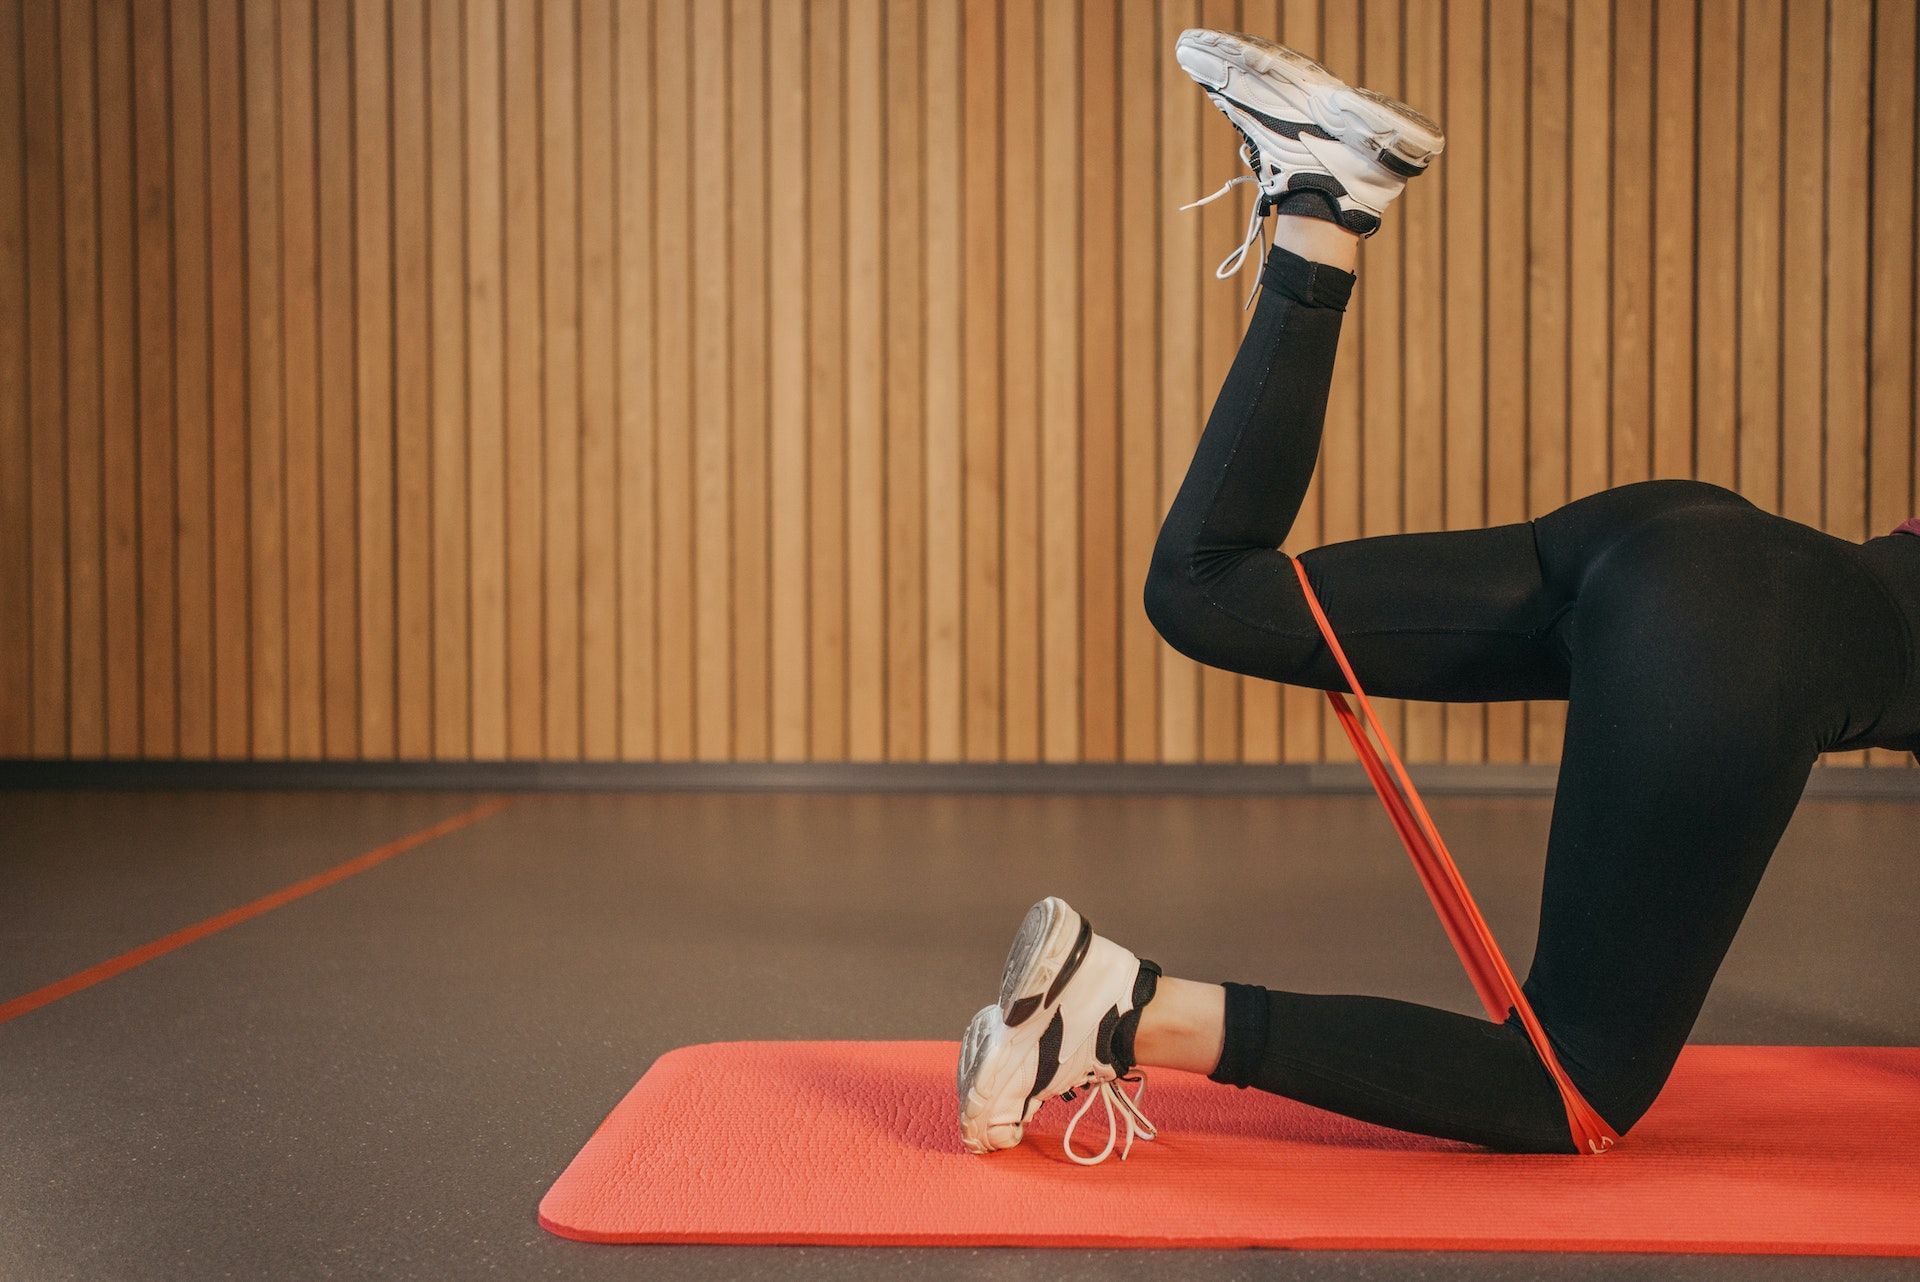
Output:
[1179, 141, 1277, 310]
[1058, 1071, 1158, 1166]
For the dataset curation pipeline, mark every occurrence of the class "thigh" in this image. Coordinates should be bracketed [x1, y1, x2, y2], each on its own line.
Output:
[1291, 521, 1571, 702]
[1517, 501, 1900, 1130]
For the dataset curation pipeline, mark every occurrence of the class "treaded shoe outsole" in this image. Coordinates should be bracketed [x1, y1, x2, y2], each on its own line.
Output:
[1177, 28, 1444, 170]
[997, 897, 1094, 1029]
[957, 897, 1101, 1154]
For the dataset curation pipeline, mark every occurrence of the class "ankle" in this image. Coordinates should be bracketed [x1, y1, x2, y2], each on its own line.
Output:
[1268, 212, 1361, 273]
[1131, 976, 1228, 1076]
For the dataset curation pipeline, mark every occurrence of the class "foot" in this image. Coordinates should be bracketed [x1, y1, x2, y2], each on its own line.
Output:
[1174, 28, 1444, 269]
[956, 897, 1163, 1165]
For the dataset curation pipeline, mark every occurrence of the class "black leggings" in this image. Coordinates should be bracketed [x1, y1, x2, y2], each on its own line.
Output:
[1145, 244, 1920, 1153]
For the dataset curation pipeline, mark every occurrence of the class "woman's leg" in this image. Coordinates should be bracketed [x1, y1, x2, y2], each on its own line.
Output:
[1144, 480, 1909, 1149]
[1140, 220, 1914, 1151]
[1144, 230, 1572, 705]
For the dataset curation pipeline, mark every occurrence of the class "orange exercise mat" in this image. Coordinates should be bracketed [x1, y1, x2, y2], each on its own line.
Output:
[539, 1040, 1920, 1255]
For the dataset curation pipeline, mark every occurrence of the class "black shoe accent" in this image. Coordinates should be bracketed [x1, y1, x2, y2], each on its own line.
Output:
[1376, 148, 1426, 178]
[1272, 175, 1381, 238]
[1231, 99, 1337, 144]
[1112, 958, 1162, 1076]
[1042, 915, 1094, 1009]
[1340, 207, 1381, 236]
[1030, 1009, 1065, 1102]
[1005, 993, 1042, 1028]
[1285, 170, 1347, 199]
[1094, 1004, 1122, 1067]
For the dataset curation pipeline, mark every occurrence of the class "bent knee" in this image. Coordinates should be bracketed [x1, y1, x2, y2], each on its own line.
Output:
[1142, 553, 1215, 664]
[1142, 549, 1321, 682]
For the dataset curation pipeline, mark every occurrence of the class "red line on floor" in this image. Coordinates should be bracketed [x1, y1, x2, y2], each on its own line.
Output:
[0, 797, 514, 1027]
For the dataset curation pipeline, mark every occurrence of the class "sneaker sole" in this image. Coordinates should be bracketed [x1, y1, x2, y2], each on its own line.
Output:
[957, 897, 1096, 1153]
[997, 896, 1094, 1029]
[955, 1005, 1002, 1150]
[1176, 28, 1444, 169]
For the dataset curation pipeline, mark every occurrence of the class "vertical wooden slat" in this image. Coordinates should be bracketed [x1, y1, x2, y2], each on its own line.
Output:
[1738, 0, 1783, 513]
[0, 0, 22, 753]
[172, 0, 212, 757]
[1825, 0, 1869, 542]
[689, 0, 731, 761]
[885, 0, 926, 761]
[542, 0, 582, 759]
[96, 0, 139, 756]
[392, 0, 431, 759]
[924, 0, 963, 762]
[1611, 0, 1650, 486]
[1195, 0, 1238, 767]
[1117, 0, 1157, 763]
[280, 0, 323, 758]
[1869, 0, 1916, 545]
[355, 0, 395, 758]
[1402, 0, 1445, 763]
[1279, 0, 1323, 766]
[1865, 0, 1913, 769]
[1694, 0, 1739, 491]
[767, 0, 808, 761]
[135, 0, 178, 757]
[1651, 0, 1695, 481]
[1001, 0, 1041, 762]
[59, 0, 100, 756]
[427, 0, 470, 758]
[1528, 0, 1574, 759]
[1360, 0, 1406, 750]
[24, 0, 64, 756]
[1824, 0, 1871, 768]
[1039, 0, 1078, 762]
[502, 0, 543, 758]
[1442, 0, 1487, 764]
[961, 0, 999, 761]
[1779, 0, 1824, 527]
[1236, 0, 1283, 768]
[730, 0, 769, 760]
[1866, 0, 1912, 771]
[1483, 0, 1527, 764]
[244, 0, 286, 756]
[615, 0, 657, 760]
[466, 0, 507, 756]
[844, 0, 884, 760]
[99, 0, 139, 756]
[208, 0, 248, 757]
[1075, 0, 1117, 763]
[1157, 0, 1200, 764]
[653, 0, 694, 758]
[1317, 0, 1363, 765]
[806, 0, 846, 760]
[579, 0, 616, 761]
[316, 0, 358, 759]
[1570, 0, 1612, 507]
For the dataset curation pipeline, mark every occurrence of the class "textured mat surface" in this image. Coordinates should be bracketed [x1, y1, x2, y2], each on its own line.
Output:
[540, 1041, 1920, 1254]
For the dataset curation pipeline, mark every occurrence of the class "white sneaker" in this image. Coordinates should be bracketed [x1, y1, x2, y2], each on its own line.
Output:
[1174, 28, 1444, 276]
[956, 897, 1163, 1165]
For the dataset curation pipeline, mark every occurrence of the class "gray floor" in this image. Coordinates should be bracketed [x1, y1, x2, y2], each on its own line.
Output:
[2, 787, 1917, 1281]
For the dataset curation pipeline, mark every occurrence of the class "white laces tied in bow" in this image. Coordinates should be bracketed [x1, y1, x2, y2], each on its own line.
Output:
[1178, 144, 1275, 310]
[1060, 1071, 1159, 1166]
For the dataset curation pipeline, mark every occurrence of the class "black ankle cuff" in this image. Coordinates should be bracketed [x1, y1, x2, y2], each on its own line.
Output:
[1261, 244, 1356, 311]
[1209, 981, 1272, 1088]
[1111, 958, 1162, 1076]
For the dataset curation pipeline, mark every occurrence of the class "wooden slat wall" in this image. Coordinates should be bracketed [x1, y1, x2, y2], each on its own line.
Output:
[3, 0, 1916, 765]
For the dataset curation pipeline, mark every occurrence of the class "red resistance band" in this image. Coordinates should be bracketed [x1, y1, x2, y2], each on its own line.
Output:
[1291, 558, 1619, 1155]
